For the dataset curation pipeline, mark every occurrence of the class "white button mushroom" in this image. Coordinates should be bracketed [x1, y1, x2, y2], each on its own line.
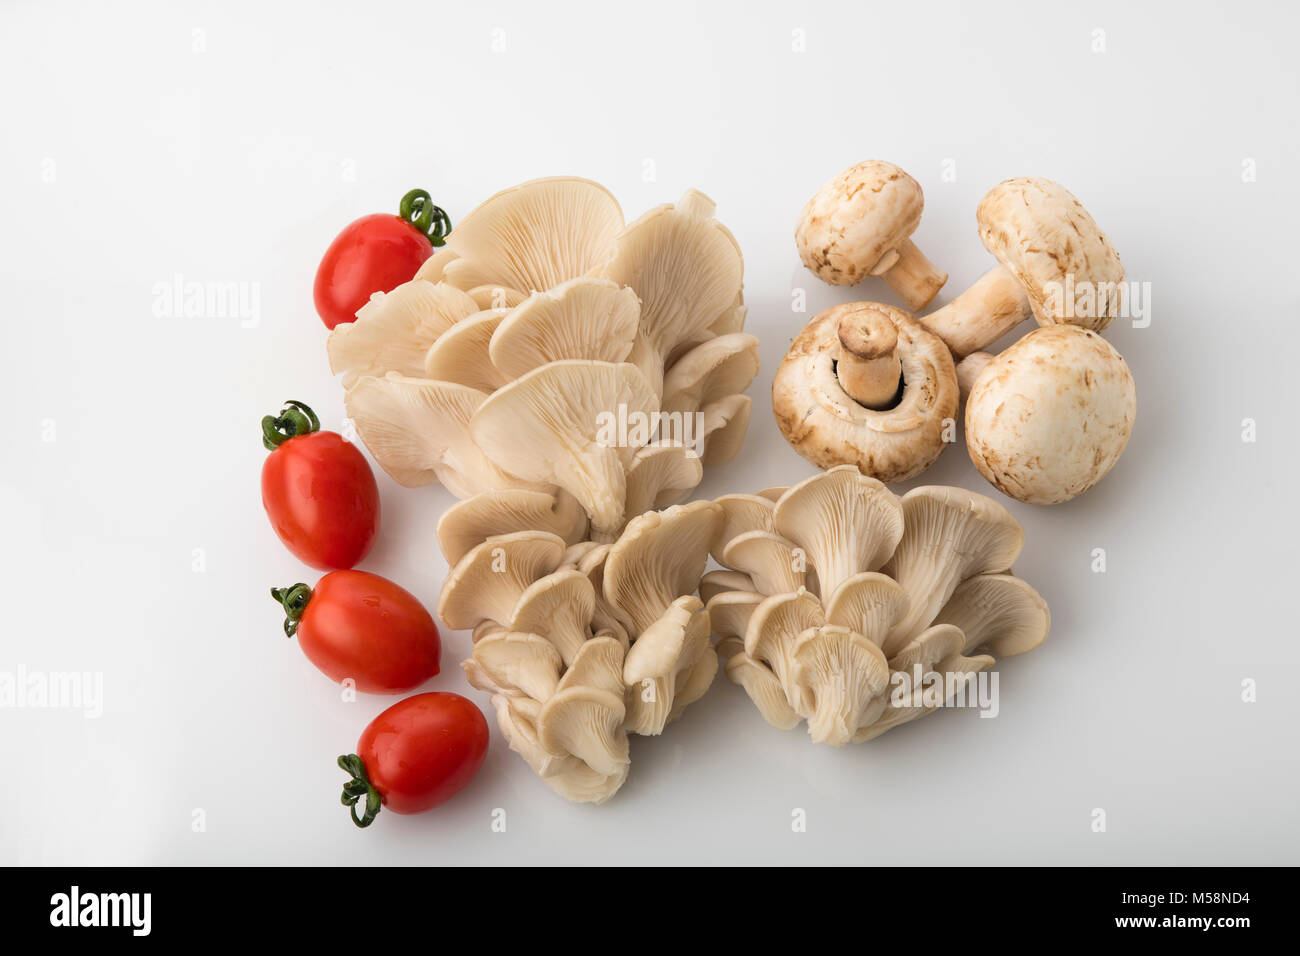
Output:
[917, 177, 1126, 357]
[795, 161, 948, 311]
[771, 302, 959, 483]
[964, 325, 1137, 505]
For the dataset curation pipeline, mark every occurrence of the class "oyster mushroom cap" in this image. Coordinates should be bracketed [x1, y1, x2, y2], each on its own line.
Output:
[345, 373, 539, 494]
[698, 394, 753, 467]
[491, 695, 627, 803]
[724, 653, 802, 730]
[436, 489, 588, 566]
[772, 303, 959, 483]
[711, 493, 776, 563]
[823, 571, 909, 647]
[422, 309, 510, 393]
[794, 160, 947, 310]
[437, 530, 566, 630]
[623, 443, 704, 517]
[467, 285, 528, 310]
[756, 486, 788, 503]
[934, 573, 1051, 657]
[772, 465, 905, 601]
[557, 633, 627, 698]
[508, 569, 596, 667]
[869, 623, 995, 738]
[721, 530, 807, 595]
[462, 631, 563, 701]
[881, 486, 1024, 654]
[699, 569, 757, 604]
[790, 625, 891, 747]
[978, 177, 1126, 330]
[441, 176, 624, 295]
[965, 325, 1136, 505]
[603, 500, 722, 636]
[327, 280, 480, 388]
[622, 595, 716, 735]
[705, 589, 766, 641]
[470, 360, 659, 538]
[488, 276, 641, 381]
[537, 639, 630, 776]
[661, 333, 761, 416]
[603, 189, 744, 396]
[745, 587, 826, 692]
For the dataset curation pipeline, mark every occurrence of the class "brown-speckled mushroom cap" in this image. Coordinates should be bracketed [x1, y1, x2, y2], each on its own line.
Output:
[772, 302, 959, 483]
[977, 177, 1126, 331]
[965, 325, 1136, 505]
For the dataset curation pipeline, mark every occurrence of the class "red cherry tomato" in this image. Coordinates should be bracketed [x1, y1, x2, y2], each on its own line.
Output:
[313, 188, 452, 329]
[260, 400, 379, 571]
[271, 570, 440, 694]
[338, 693, 489, 826]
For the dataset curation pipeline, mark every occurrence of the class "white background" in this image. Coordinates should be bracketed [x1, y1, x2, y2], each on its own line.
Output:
[3, 0, 1297, 865]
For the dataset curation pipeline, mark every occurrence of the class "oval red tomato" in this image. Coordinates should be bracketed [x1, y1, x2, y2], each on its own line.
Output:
[338, 693, 489, 826]
[260, 400, 379, 571]
[271, 570, 440, 694]
[313, 189, 451, 330]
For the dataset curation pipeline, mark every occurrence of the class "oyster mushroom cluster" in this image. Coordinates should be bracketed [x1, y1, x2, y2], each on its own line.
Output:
[328, 177, 757, 540]
[703, 467, 1049, 745]
[441, 500, 723, 803]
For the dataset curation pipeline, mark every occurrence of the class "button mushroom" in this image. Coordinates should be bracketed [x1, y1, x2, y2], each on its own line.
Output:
[771, 302, 959, 483]
[964, 325, 1136, 505]
[917, 177, 1125, 357]
[795, 161, 948, 311]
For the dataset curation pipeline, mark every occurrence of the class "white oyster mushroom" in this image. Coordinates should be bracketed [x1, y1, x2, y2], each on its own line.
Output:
[724, 652, 802, 730]
[440, 177, 624, 295]
[622, 443, 703, 517]
[746, 588, 825, 693]
[470, 360, 659, 539]
[436, 489, 588, 566]
[772, 466, 904, 602]
[462, 631, 562, 702]
[881, 486, 1024, 655]
[491, 696, 627, 804]
[422, 309, 510, 393]
[344, 373, 538, 495]
[508, 569, 595, 667]
[622, 595, 717, 735]
[697, 394, 753, 466]
[823, 572, 908, 647]
[602, 500, 721, 636]
[705, 590, 765, 642]
[710, 493, 775, 563]
[661, 333, 761, 416]
[537, 636, 630, 776]
[722, 531, 807, 596]
[489, 277, 641, 381]
[327, 280, 479, 388]
[437, 530, 566, 630]
[699, 569, 757, 604]
[790, 625, 891, 747]
[863, 624, 995, 740]
[933, 573, 1050, 657]
[603, 189, 744, 396]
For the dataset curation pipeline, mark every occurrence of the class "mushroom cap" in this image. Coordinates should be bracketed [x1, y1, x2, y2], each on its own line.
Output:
[489, 276, 641, 381]
[965, 325, 1136, 505]
[710, 493, 775, 563]
[698, 394, 753, 466]
[699, 569, 757, 604]
[705, 589, 766, 641]
[795, 161, 924, 286]
[823, 571, 908, 647]
[772, 302, 959, 483]
[789, 625, 891, 746]
[661, 333, 761, 416]
[422, 308, 510, 393]
[933, 573, 1050, 657]
[603, 189, 744, 395]
[977, 177, 1125, 329]
[622, 595, 716, 735]
[771, 465, 904, 601]
[745, 587, 826, 692]
[470, 360, 659, 537]
[463, 631, 563, 702]
[441, 176, 624, 295]
[345, 372, 540, 495]
[623, 443, 704, 517]
[508, 568, 596, 667]
[603, 500, 721, 636]
[436, 489, 588, 566]
[724, 652, 802, 731]
[881, 486, 1024, 653]
[327, 280, 479, 388]
[490, 695, 627, 803]
[721, 530, 807, 595]
[437, 530, 566, 630]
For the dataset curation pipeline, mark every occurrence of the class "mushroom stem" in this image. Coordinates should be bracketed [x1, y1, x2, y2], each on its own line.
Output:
[836, 308, 902, 410]
[915, 265, 1031, 357]
[956, 351, 995, 398]
[879, 239, 948, 312]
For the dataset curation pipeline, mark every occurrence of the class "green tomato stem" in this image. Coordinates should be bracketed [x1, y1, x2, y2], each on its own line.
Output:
[261, 400, 320, 450]
[270, 583, 312, 637]
[338, 754, 382, 828]
[399, 188, 452, 248]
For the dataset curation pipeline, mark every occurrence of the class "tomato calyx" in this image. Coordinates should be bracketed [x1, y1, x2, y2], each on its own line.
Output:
[270, 583, 312, 637]
[261, 400, 321, 451]
[398, 188, 452, 248]
[338, 754, 382, 828]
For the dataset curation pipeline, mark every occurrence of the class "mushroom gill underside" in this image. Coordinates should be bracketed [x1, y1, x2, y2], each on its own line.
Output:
[706, 467, 1050, 745]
